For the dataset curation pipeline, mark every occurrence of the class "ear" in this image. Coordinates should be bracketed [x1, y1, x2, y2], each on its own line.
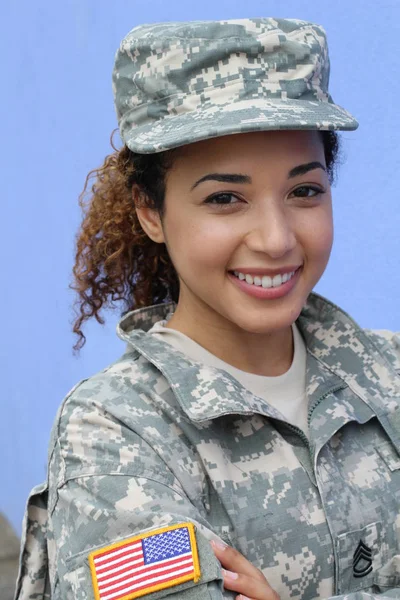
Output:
[133, 188, 165, 244]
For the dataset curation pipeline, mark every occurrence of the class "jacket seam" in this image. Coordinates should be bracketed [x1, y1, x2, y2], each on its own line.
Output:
[64, 472, 189, 500]
[56, 470, 186, 496]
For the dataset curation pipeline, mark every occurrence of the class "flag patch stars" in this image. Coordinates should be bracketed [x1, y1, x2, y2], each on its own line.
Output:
[89, 523, 201, 600]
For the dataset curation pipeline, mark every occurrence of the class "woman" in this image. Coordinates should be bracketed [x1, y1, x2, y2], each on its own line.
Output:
[15, 17, 400, 600]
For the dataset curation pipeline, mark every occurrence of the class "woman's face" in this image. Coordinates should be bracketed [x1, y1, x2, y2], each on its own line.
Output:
[142, 130, 333, 337]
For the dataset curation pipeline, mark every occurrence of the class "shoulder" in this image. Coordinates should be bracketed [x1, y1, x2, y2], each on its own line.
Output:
[47, 347, 181, 486]
[51, 348, 141, 434]
[55, 345, 165, 425]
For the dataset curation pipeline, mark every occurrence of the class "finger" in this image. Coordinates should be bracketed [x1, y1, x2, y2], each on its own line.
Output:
[221, 569, 279, 600]
[236, 596, 268, 600]
[210, 541, 266, 582]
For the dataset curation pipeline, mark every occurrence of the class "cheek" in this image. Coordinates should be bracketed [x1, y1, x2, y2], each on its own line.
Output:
[297, 205, 333, 259]
[311, 222, 333, 254]
[168, 216, 238, 267]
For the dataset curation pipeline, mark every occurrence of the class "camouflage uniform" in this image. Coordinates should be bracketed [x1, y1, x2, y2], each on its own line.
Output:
[15, 293, 400, 600]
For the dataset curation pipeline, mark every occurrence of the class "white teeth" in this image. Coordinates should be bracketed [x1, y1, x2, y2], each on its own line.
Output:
[272, 274, 282, 287]
[233, 270, 296, 288]
[262, 275, 273, 288]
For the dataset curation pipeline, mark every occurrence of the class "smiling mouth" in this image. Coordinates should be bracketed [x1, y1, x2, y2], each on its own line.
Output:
[230, 269, 299, 289]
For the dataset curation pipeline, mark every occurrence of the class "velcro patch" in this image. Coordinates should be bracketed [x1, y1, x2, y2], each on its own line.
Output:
[89, 523, 201, 600]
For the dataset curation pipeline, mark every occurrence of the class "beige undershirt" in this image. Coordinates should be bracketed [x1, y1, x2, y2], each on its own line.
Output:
[148, 320, 308, 435]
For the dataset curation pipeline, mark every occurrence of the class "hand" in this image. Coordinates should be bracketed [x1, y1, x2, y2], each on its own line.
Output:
[210, 540, 280, 600]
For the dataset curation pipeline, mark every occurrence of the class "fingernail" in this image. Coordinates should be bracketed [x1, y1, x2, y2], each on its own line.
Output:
[211, 539, 228, 551]
[239, 596, 251, 600]
[222, 569, 238, 580]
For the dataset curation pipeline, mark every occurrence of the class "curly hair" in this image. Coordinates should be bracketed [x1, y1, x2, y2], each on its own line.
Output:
[70, 130, 341, 353]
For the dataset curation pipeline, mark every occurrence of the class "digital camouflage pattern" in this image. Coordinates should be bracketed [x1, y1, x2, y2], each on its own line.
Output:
[112, 18, 359, 154]
[14, 292, 400, 600]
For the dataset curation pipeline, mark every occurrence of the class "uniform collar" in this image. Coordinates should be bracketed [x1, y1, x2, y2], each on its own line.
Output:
[297, 294, 400, 414]
[117, 302, 284, 422]
[116, 294, 400, 444]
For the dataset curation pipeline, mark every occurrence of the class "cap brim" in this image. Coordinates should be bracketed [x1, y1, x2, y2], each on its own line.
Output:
[121, 97, 358, 154]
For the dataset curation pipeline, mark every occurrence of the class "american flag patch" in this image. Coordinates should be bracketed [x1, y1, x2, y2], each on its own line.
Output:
[89, 523, 201, 600]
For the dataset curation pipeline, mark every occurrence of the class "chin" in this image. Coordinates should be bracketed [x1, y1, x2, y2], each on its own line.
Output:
[226, 308, 301, 335]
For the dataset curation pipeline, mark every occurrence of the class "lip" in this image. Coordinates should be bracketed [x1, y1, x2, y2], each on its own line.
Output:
[228, 266, 302, 300]
[229, 265, 302, 277]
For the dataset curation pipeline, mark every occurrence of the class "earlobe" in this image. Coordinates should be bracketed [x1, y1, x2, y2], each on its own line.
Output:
[133, 187, 165, 244]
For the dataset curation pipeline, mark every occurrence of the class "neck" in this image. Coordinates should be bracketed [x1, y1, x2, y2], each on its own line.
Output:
[166, 300, 294, 377]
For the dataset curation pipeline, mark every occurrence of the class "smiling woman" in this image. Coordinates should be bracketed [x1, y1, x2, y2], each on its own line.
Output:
[133, 130, 334, 377]
[15, 16, 400, 600]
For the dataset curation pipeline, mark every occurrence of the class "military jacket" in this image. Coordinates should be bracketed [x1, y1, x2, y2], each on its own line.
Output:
[15, 293, 400, 600]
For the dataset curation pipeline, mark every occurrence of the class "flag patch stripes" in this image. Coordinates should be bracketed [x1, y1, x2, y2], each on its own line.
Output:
[89, 523, 201, 600]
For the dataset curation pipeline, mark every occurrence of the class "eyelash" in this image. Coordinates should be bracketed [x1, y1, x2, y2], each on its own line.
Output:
[204, 185, 325, 206]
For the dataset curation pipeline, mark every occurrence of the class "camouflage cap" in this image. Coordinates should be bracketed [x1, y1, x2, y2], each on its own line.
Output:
[112, 18, 358, 154]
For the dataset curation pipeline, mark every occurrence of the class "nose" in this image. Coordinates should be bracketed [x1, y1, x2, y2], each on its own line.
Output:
[244, 203, 297, 259]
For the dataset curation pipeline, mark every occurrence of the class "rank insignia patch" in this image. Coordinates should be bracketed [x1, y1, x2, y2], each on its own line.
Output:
[89, 523, 201, 600]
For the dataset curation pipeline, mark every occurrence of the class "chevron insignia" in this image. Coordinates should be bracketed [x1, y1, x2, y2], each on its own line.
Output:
[353, 540, 373, 578]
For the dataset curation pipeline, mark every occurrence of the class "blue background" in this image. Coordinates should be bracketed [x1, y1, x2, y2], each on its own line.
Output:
[2, 0, 399, 534]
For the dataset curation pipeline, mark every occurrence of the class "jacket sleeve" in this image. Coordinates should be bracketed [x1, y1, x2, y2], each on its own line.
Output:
[14, 482, 50, 600]
[45, 382, 233, 600]
[50, 475, 230, 600]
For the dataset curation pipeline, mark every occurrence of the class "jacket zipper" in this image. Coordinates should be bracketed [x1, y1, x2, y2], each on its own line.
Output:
[280, 383, 347, 448]
[284, 422, 310, 448]
[307, 383, 347, 428]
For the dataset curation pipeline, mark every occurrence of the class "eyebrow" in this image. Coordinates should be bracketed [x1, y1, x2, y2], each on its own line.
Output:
[190, 161, 326, 191]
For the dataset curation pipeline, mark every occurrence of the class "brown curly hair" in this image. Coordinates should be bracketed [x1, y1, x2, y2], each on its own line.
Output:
[70, 130, 341, 353]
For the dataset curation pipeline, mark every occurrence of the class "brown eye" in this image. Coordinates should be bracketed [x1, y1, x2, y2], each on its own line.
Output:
[291, 186, 324, 198]
[204, 193, 241, 205]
